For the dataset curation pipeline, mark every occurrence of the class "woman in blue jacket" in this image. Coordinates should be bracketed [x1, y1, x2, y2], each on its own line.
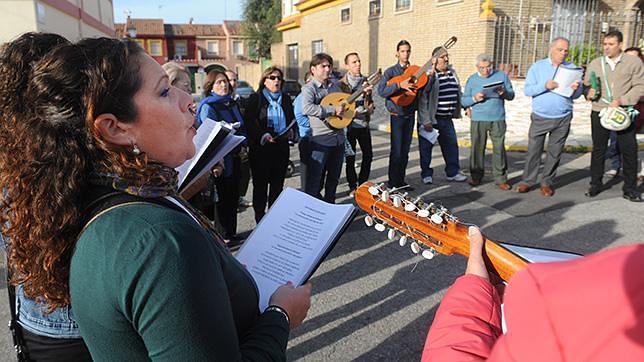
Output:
[196, 70, 245, 240]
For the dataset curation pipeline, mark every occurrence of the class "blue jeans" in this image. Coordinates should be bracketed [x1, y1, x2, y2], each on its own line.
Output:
[304, 141, 344, 203]
[388, 114, 415, 187]
[418, 116, 461, 178]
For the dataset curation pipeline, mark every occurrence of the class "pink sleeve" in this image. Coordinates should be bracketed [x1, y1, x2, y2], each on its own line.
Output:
[421, 274, 503, 361]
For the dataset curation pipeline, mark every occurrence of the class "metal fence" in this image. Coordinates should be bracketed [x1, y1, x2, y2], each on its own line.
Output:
[493, 10, 643, 78]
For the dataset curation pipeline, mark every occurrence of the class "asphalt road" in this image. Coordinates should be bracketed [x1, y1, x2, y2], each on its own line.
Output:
[1, 130, 642, 361]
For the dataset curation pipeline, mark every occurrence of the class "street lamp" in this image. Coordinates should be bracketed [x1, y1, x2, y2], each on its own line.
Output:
[126, 23, 137, 38]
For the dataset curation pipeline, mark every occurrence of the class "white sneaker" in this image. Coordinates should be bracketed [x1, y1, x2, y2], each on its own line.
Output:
[604, 169, 618, 177]
[422, 176, 433, 185]
[446, 172, 467, 182]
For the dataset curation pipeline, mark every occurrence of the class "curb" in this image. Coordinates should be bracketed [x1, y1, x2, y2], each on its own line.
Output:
[373, 123, 644, 153]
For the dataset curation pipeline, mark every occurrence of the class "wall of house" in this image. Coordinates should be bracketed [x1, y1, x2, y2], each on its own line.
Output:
[275, 0, 495, 81]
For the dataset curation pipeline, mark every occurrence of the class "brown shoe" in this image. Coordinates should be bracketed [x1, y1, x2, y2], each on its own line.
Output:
[540, 185, 554, 197]
[469, 179, 481, 186]
[497, 182, 511, 190]
[516, 184, 530, 193]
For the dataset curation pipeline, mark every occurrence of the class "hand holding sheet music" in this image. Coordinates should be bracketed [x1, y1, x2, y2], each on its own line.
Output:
[175, 118, 245, 192]
[552, 66, 583, 98]
[481, 81, 504, 98]
[235, 188, 355, 310]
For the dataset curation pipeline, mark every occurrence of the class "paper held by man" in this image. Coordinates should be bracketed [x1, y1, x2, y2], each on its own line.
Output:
[481, 80, 504, 98]
[552, 65, 583, 98]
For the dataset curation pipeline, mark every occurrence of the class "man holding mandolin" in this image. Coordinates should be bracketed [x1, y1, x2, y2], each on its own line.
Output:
[378, 40, 420, 190]
[300, 53, 345, 203]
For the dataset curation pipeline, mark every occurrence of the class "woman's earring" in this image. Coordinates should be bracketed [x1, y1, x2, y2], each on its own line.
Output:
[132, 143, 141, 155]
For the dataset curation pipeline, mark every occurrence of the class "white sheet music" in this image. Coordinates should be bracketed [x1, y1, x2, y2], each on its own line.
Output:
[552, 66, 583, 98]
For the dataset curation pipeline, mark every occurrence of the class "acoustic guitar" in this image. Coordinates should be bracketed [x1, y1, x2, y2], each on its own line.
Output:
[386, 36, 457, 107]
[321, 69, 382, 130]
[354, 182, 528, 282]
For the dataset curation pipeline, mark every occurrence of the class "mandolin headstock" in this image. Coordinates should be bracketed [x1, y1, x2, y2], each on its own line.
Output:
[354, 182, 469, 259]
[354, 181, 528, 281]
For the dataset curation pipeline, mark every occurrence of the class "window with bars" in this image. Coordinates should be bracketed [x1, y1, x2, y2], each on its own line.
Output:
[149, 40, 162, 56]
[341, 7, 351, 24]
[207, 41, 219, 54]
[232, 40, 243, 56]
[287, 43, 298, 80]
[312, 40, 324, 56]
[395, 0, 412, 12]
[369, 0, 382, 18]
[174, 41, 187, 57]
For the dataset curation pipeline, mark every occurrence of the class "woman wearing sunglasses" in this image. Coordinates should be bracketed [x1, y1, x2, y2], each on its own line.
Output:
[244, 67, 297, 222]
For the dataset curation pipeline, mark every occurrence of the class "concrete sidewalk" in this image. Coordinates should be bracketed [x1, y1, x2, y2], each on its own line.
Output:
[370, 79, 644, 152]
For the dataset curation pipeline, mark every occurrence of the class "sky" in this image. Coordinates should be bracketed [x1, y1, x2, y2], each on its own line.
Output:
[113, 0, 243, 24]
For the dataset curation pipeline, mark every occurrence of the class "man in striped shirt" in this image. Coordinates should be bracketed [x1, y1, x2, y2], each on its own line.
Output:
[417, 47, 467, 184]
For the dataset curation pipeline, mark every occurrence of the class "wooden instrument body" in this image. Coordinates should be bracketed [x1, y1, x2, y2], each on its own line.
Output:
[386, 66, 429, 107]
[355, 182, 528, 281]
[321, 92, 357, 129]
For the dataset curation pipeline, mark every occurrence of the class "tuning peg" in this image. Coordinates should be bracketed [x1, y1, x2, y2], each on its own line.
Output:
[392, 196, 402, 208]
[404, 202, 417, 212]
[364, 215, 374, 227]
[422, 249, 437, 260]
[399, 235, 408, 246]
[387, 228, 396, 240]
[417, 208, 430, 218]
[381, 190, 389, 202]
[368, 185, 379, 195]
[410, 241, 421, 254]
[374, 222, 386, 232]
[431, 213, 443, 225]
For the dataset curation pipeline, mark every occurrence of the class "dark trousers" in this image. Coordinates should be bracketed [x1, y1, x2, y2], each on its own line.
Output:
[215, 156, 241, 238]
[388, 114, 415, 187]
[298, 138, 311, 190]
[345, 126, 373, 190]
[418, 116, 461, 179]
[238, 146, 251, 199]
[21, 328, 92, 362]
[590, 110, 638, 193]
[249, 141, 290, 222]
[522, 113, 571, 187]
[305, 141, 344, 203]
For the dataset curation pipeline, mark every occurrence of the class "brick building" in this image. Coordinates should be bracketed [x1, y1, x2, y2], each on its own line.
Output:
[116, 18, 256, 93]
[272, 0, 642, 81]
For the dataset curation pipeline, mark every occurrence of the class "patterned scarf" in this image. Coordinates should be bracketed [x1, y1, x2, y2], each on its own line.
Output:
[89, 163, 227, 246]
[262, 88, 286, 134]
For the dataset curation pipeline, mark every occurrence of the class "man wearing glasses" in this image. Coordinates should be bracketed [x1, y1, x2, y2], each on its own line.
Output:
[461, 54, 515, 189]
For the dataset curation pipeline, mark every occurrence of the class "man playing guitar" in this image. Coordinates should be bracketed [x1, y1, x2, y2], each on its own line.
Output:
[377, 40, 420, 190]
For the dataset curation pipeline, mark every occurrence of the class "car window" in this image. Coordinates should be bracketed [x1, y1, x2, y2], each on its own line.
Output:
[283, 81, 301, 93]
[238, 81, 252, 89]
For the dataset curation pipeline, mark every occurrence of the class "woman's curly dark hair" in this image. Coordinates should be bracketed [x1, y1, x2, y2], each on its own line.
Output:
[0, 33, 163, 309]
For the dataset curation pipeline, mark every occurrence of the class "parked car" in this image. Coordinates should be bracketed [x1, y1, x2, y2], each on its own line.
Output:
[282, 79, 302, 102]
[236, 80, 254, 98]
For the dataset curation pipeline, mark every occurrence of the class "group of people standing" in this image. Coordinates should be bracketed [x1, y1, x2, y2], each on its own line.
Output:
[1, 27, 642, 361]
[378, 31, 642, 202]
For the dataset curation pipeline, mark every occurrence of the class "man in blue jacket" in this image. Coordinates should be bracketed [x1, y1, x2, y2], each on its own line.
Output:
[378, 40, 418, 189]
[516, 37, 583, 197]
[461, 54, 515, 189]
